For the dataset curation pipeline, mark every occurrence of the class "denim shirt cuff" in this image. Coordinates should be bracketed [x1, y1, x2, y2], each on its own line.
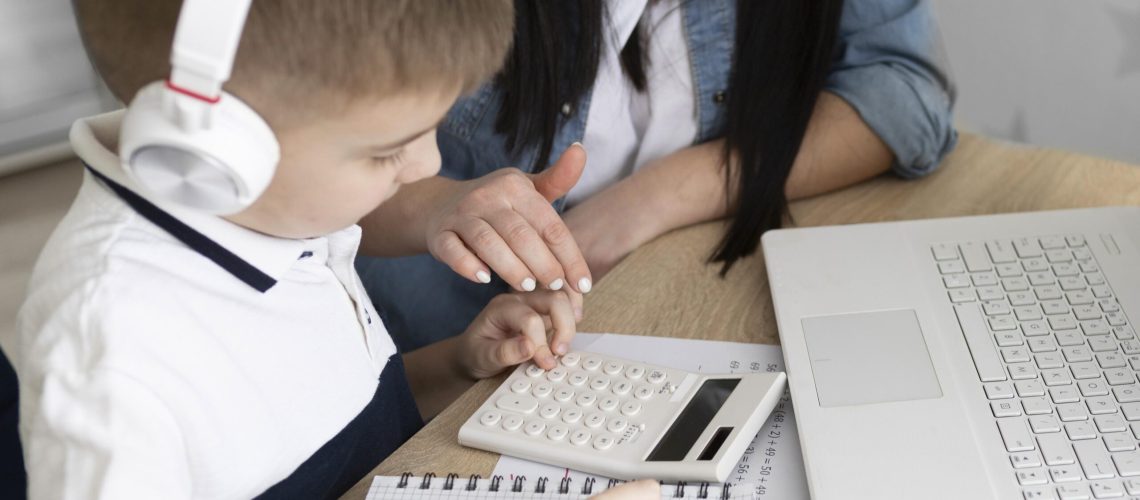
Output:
[825, 64, 958, 179]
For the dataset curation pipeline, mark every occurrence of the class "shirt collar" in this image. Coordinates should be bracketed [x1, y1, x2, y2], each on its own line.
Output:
[71, 111, 315, 292]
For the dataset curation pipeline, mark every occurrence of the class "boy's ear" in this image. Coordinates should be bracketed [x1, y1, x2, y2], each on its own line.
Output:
[531, 143, 586, 203]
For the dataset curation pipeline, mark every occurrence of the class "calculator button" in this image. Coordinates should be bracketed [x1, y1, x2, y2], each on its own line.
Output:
[546, 425, 569, 441]
[612, 381, 632, 395]
[624, 366, 646, 380]
[510, 380, 531, 393]
[525, 364, 545, 377]
[647, 370, 667, 384]
[532, 383, 554, 398]
[634, 385, 654, 400]
[589, 376, 611, 391]
[603, 361, 623, 375]
[592, 434, 616, 450]
[599, 396, 620, 412]
[502, 414, 524, 431]
[539, 403, 561, 419]
[524, 420, 546, 436]
[570, 429, 591, 446]
[562, 408, 583, 424]
[583, 357, 604, 371]
[496, 394, 539, 414]
[561, 353, 581, 367]
[621, 401, 642, 416]
[554, 388, 575, 402]
[585, 412, 606, 428]
[540, 403, 563, 419]
[546, 367, 567, 382]
[606, 417, 628, 433]
[568, 372, 589, 386]
[479, 411, 502, 426]
[575, 392, 598, 407]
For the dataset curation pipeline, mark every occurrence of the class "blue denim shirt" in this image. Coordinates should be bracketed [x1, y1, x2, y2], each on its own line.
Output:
[359, 0, 958, 351]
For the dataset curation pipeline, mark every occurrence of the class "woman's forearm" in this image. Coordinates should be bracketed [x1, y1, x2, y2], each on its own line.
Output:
[572, 91, 894, 244]
[784, 91, 894, 200]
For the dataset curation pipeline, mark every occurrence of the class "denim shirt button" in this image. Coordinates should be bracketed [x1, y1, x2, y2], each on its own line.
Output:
[560, 102, 573, 116]
[713, 91, 727, 104]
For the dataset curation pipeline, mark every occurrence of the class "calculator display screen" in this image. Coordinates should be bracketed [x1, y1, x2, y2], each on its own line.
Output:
[646, 378, 740, 461]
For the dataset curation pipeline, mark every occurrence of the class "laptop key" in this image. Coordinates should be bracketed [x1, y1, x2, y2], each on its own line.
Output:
[1041, 236, 1067, 250]
[1105, 433, 1136, 452]
[1112, 385, 1140, 403]
[1094, 415, 1127, 433]
[1032, 415, 1063, 433]
[1039, 433, 1077, 464]
[987, 240, 1018, 263]
[1089, 480, 1124, 498]
[1050, 465, 1082, 483]
[961, 242, 992, 272]
[1012, 450, 1044, 468]
[1112, 451, 1140, 477]
[1075, 439, 1117, 479]
[1055, 484, 1090, 500]
[1000, 418, 1037, 451]
[986, 382, 1016, 399]
[1015, 237, 1044, 258]
[932, 243, 959, 261]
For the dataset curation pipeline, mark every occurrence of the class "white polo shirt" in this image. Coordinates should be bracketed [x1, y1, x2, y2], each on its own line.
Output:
[12, 112, 403, 499]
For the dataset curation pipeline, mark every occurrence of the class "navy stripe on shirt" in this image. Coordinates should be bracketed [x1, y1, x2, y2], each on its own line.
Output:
[84, 164, 278, 293]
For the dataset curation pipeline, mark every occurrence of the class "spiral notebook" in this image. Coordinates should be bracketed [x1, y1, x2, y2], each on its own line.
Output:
[365, 473, 762, 499]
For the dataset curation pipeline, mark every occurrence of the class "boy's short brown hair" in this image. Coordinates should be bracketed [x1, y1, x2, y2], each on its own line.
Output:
[74, 0, 514, 127]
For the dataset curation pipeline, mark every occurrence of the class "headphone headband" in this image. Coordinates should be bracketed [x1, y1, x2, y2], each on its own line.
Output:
[169, 0, 253, 101]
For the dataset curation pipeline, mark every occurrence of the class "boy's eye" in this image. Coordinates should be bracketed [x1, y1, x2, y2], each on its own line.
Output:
[371, 149, 406, 166]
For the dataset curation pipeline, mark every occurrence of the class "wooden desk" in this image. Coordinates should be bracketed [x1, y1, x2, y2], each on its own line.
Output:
[343, 132, 1140, 498]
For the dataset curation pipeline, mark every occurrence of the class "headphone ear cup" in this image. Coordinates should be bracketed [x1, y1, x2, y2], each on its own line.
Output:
[119, 81, 280, 215]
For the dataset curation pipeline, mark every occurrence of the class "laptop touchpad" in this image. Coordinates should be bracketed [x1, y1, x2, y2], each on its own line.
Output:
[801, 309, 942, 407]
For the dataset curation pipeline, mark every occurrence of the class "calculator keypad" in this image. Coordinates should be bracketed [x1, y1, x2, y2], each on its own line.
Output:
[476, 352, 669, 451]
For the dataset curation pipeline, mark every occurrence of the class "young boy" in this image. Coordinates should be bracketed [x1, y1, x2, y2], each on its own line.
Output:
[10, 1, 655, 498]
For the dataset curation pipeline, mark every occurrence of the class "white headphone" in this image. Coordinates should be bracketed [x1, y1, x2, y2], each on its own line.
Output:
[119, 0, 279, 215]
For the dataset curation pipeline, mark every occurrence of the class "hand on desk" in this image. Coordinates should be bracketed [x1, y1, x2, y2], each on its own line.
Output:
[591, 479, 660, 499]
[423, 144, 593, 294]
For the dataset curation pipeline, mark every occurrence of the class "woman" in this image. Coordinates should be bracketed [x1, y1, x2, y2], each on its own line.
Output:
[358, 0, 956, 351]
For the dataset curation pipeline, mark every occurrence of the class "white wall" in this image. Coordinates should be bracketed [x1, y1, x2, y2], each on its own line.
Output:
[0, 0, 115, 175]
[932, 0, 1140, 164]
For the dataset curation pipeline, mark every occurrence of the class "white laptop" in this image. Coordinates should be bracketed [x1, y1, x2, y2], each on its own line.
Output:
[762, 206, 1140, 500]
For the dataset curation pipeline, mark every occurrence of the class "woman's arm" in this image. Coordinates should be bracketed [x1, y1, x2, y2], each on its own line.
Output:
[563, 91, 893, 278]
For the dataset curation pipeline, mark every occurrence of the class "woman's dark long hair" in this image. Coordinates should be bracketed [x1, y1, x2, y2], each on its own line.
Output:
[495, 0, 844, 274]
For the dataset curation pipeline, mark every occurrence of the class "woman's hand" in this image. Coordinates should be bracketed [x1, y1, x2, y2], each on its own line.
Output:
[424, 145, 594, 294]
[456, 291, 577, 375]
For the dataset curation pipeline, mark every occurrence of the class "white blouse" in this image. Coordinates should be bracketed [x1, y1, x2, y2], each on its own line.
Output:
[566, 0, 699, 207]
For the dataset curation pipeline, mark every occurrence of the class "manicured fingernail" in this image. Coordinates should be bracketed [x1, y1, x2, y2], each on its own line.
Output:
[578, 277, 592, 293]
[475, 270, 491, 283]
[521, 277, 536, 291]
[555, 343, 568, 355]
[549, 278, 564, 291]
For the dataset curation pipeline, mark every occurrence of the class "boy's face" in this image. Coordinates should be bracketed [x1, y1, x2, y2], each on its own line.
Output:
[226, 87, 458, 239]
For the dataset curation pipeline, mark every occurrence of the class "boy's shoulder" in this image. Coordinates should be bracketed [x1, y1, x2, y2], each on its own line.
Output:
[17, 172, 224, 366]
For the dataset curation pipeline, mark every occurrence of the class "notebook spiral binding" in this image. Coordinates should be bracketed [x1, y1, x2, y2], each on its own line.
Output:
[394, 472, 735, 499]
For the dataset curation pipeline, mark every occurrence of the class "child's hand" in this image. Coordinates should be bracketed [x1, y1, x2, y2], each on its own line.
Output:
[458, 291, 576, 376]
[424, 144, 594, 295]
[591, 479, 660, 499]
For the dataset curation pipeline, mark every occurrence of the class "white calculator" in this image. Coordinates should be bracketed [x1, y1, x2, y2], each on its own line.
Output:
[457, 351, 787, 482]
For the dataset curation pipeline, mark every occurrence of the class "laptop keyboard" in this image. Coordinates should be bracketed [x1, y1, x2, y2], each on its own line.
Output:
[934, 235, 1140, 500]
